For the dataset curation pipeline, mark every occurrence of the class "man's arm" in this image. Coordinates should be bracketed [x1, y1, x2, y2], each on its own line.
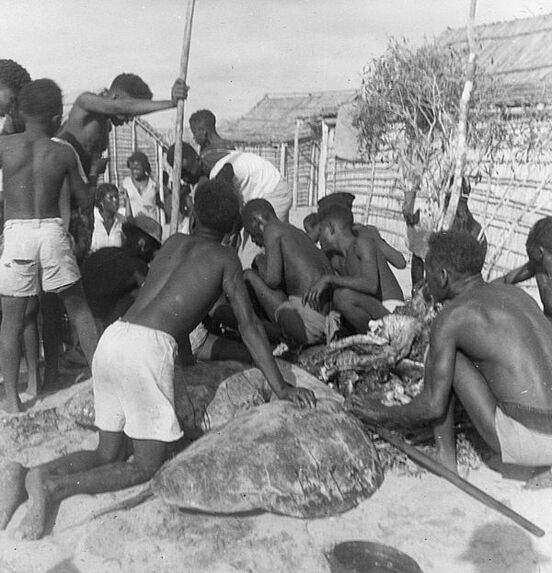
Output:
[257, 226, 283, 289]
[348, 311, 457, 426]
[63, 148, 95, 209]
[223, 253, 315, 408]
[75, 79, 187, 118]
[354, 224, 407, 269]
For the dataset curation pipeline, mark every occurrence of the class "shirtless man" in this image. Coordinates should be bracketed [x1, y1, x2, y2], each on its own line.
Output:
[349, 230, 552, 476]
[241, 199, 339, 347]
[3, 170, 315, 540]
[0, 79, 97, 413]
[496, 217, 552, 320]
[304, 205, 397, 333]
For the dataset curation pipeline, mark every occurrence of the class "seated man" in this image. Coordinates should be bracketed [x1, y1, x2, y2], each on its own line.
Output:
[303, 212, 320, 244]
[349, 231, 552, 477]
[241, 199, 339, 347]
[497, 217, 552, 321]
[304, 206, 398, 333]
[2, 173, 315, 541]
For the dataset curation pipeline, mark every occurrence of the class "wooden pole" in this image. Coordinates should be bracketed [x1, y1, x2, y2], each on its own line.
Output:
[292, 119, 301, 209]
[372, 425, 545, 538]
[170, 0, 196, 236]
[441, 0, 477, 230]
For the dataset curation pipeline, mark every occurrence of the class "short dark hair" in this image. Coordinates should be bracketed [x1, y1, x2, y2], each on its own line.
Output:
[318, 203, 354, 229]
[95, 183, 119, 208]
[194, 166, 239, 234]
[527, 217, 552, 253]
[110, 74, 152, 100]
[0, 59, 31, 93]
[427, 231, 485, 276]
[303, 212, 319, 230]
[19, 79, 62, 120]
[166, 141, 198, 167]
[127, 150, 151, 175]
[189, 109, 216, 129]
[241, 198, 275, 227]
[318, 192, 355, 212]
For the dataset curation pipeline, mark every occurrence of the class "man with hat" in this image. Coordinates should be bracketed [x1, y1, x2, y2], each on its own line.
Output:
[81, 213, 161, 334]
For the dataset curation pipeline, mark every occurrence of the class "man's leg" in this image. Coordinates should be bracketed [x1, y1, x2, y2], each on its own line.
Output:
[451, 351, 500, 452]
[13, 430, 129, 540]
[196, 333, 252, 363]
[433, 394, 457, 472]
[333, 288, 389, 333]
[23, 296, 41, 396]
[58, 281, 98, 367]
[0, 296, 30, 412]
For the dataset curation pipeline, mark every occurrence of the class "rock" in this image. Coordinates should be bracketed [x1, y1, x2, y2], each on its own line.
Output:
[153, 401, 383, 519]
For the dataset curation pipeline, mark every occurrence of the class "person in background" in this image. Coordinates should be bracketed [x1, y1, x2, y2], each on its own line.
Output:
[0, 59, 31, 135]
[90, 183, 125, 253]
[120, 151, 164, 227]
[303, 212, 320, 244]
[189, 109, 235, 168]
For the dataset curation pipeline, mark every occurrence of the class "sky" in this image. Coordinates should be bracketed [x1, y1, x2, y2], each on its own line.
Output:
[0, 0, 550, 131]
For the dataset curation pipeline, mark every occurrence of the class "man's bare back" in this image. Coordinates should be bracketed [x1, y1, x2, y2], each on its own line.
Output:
[0, 133, 87, 220]
[439, 282, 552, 409]
[125, 234, 235, 340]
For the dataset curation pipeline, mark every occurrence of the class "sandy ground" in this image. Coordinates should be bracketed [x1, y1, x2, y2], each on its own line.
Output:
[0, 376, 551, 573]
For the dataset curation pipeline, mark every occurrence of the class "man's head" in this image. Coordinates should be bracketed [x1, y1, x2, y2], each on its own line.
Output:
[425, 230, 485, 302]
[317, 192, 355, 213]
[303, 212, 320, 243]
[167, 142, 204, 185]
[189, 109, 217, 148]
[95, 183, 119, 214]
[241, 198, 277, 247]
[194, 164, 240, 237]
[0, 59, 31, 119]
[108, 73, 152, 126]
[318, 204, 354, 253]
[123, 214, 162, 262]
[526, 217, 552, 267]
[127, 150, 151, 181]
[18, 79, 62, 135]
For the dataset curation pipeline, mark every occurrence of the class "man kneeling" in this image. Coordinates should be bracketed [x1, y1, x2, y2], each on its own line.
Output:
[1, 169, 315, 540]
[349, 230, 552, 476]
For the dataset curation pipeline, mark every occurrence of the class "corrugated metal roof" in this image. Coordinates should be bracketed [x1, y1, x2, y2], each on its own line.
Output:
[439, 12, 552, 103]
[222, 90, 356, 143]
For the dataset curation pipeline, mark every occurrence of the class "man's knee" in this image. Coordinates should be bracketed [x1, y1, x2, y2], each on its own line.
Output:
[332, 288, 353, 311]
[276, 307, 309, 346]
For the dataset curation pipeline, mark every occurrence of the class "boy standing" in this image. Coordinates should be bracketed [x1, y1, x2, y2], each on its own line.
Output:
[0, 79, 97, 413]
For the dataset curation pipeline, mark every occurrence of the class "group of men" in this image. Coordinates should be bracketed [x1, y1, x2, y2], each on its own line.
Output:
[1, 56, 552, 543]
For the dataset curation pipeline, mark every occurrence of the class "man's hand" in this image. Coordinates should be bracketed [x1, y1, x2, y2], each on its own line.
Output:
[345, 395, 385, 425]
[403, 208, 420, 227]
[171, 79, 189, 104]
[302, 276, 330, 311]
[90, 157, 109, 177]
[279, 385, 317, 409]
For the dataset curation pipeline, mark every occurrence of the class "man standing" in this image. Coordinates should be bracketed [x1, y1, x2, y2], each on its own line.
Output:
[189, 108, 235, 167]
[349, 231, 552, 476]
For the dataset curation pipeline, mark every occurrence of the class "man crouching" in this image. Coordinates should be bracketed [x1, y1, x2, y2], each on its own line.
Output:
[1, 165, 315, 541]
[349, 230, 552, 477]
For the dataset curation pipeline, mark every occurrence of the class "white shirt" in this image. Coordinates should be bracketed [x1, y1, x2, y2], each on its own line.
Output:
[90, 207, 125, 253]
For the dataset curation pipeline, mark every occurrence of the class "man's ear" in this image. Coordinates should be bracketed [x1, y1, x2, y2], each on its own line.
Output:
[439, 267, 449, 288]
[137, 236, 146, 254]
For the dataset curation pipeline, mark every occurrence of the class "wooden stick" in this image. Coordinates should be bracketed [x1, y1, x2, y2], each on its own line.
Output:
[170, 0, 196, 236]
[372, 425, 545, 538]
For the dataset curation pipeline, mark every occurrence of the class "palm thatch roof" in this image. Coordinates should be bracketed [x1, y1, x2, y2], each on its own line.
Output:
[439, 12, 552, 104]
[221, 90, 356, 144]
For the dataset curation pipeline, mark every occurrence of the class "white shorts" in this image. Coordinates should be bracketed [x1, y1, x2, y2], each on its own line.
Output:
[0, 218, 80, 297]
[93, 320, 183, 442]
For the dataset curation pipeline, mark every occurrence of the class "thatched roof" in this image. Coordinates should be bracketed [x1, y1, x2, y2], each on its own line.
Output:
[439, 12, 552, 104]
[221, 90, 356, 144]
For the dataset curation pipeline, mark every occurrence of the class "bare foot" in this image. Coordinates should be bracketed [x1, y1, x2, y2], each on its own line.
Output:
[525, 467, 552, 489]
[10, 469, 50, 541]
[0, 462, 28, 529]
[25, 370, 42, 397]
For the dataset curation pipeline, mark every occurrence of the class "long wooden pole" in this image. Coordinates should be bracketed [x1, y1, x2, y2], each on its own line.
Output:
[372, 425, 545, 538]
[170, 0, 196, 236]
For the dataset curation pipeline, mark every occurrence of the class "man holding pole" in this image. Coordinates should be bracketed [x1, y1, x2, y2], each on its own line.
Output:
[348, 230, 552, 483]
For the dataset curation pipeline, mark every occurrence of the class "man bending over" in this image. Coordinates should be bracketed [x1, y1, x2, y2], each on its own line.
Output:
[2, 168, 315, 540]
[0, 79, 97, 413]
[349, 231, 552, 476]
[242, 198, 339, 347]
